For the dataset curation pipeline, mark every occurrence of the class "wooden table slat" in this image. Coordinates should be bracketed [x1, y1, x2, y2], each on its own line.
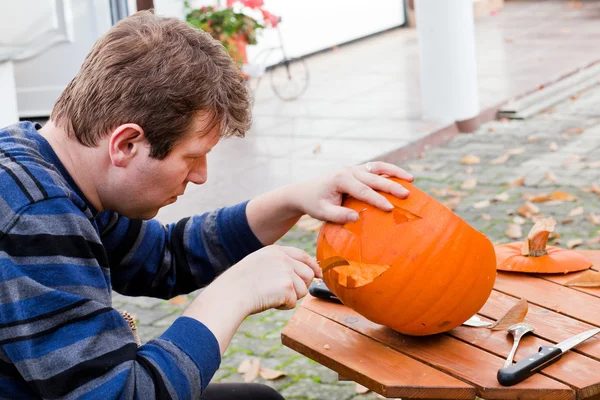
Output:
[300, 295, 574, 400]
[281, 306, 476, 399]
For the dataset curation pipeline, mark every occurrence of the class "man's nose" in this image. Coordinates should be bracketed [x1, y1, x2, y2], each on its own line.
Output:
[188, 159, 207, 184]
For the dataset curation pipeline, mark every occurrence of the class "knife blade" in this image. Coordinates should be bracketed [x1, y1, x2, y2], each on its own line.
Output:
[497, 327, 600, 386]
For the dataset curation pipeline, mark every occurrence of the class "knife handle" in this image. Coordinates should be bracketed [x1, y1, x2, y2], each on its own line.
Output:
[497, 346, 563, 386]
[308, 280, 342, 304]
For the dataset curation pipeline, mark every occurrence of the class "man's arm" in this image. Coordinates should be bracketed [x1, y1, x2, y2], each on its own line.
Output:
[246, 162, 415, 245]
[0, 199, 222, 398]
[100, 200, 264, 299]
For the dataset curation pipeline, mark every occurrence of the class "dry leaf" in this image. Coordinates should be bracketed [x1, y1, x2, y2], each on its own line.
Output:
[461, 155, 481, 165]
[238, 359, 251, 374]
[447, 190, 469, 197]
[562, 219, 574, 225]
[507, 147, 525, 155]
[408, 164, 427, 172]
[431, 188, 449, 197]
[588, 213, 600, 225]
[443, 197, 462, 210]
[588, 161, 600, 169]
[481, 214, 492, 221]
[461, 179, 478, 190]
[473, 200, 491, 209]
[565, 270, 600, 287]
[355, 383, 370, 394]
[513, 216, 526, 225]
[569, 206, 584, 217]
[493, 192, 510, 202]
[549, 142, 559, 152]
[551, 191, 576, 201]
[567, 238, 584, 249]
[561, 133, 570, 141]
[312, 145, 321, 154]
[567, 128, 584, 135]
[169, 295, 188, 305]
[546, 171, 556, 183]
[488, 126, 496, 132]
[242, 359, 261, 382]
[259, 368, 287, 380]
[591, 184, 600, 195]
[510, 177, 526, 187]
[490, 154, 510, 165]
[588, 236, 600, 245]
[529, 194, 551, 203]
[505, 223, 523, 239]
[488, 299, 528, 330]
[465, 166, 473, 174]
[527, 136, 538, 143]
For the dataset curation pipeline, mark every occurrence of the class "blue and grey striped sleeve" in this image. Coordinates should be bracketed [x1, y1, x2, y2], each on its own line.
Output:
[0, 198, 220, 398]
[101, 200, 264, 299]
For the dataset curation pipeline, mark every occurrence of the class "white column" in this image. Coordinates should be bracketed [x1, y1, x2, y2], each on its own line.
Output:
[415, 0, 479, 124]
[0, 60, 19, 128]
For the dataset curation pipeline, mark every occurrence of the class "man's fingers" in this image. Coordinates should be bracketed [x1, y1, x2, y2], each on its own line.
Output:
[339, 175, 394, 211]
[353, 170, 410, 199]
[280, 246, 322, 279]
[360, 161, 414, 182]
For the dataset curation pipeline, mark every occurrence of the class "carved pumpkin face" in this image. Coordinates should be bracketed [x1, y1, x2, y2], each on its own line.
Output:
[316, 179, 497, 336]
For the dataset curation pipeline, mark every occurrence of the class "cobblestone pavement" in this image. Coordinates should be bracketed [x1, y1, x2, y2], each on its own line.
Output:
[113, 84, 600, 399]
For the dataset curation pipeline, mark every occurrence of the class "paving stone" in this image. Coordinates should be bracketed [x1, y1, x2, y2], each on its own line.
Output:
[280, 378, 356, 400]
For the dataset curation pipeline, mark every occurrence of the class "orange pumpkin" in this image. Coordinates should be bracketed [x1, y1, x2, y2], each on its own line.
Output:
[496, 217, 591, 273]
[316, 179, 497, 336]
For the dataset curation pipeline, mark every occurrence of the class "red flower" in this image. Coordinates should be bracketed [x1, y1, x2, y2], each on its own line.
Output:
[242, 0, 264, 8]
[260, 9, 280, 27]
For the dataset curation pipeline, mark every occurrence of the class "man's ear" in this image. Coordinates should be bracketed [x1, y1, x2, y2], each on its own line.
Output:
[108, 124, 147, 167]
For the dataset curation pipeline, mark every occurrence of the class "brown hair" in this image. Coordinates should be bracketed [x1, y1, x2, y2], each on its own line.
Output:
[51, 10, 250, 159]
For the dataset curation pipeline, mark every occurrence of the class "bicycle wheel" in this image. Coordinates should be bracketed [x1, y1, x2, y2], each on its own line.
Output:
[269, 56, 310, 101]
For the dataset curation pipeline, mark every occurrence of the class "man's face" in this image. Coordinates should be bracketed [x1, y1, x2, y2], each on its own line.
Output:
[106, 114, 220, 219]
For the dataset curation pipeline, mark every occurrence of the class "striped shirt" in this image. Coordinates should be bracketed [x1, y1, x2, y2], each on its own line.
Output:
[0, 122, 263, 399]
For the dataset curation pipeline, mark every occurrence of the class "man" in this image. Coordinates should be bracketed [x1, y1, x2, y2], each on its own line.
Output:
[0, 10, 413, 399]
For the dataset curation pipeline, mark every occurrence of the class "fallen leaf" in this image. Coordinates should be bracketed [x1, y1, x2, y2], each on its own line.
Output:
[561, 219, 574, 225]
[443, 197, 462, 210]
[510, 177, 526, 187]
[461, 155, 481, 165]
[561, 133, 570, 141]
[465, 166, 474, 174]
[527, 136, 538, 143]
[481, 214, 492, 221]
[312, 145, 321, 154]
[592, 184, 600, 195]
[488, 299, 528, 330]
[259, 368, 287, 380]
[551, 191, 576, 201]
[565, 270, 600, 287]
[513, 216, 526, 225]
[517, 201, 540, 218]
[507, 147, 525, 155]
[243, 359, 261, 382]
[569, 206, 584, 217]
[473, 200, 491, 209]
[546, 171, 556, 183]
[355, 383, 370, 394]
[567, 238, 584, 249]
[568, 1, 582, 9]
[431, 188, 449, 197]
[408, 164, 428, 171]
[461, 179, 478, 190]
[493, 192, 510, 202]
[505, 223, 523, 239]
[588, 237, 600, 245]
[447, 190, 469, 197]
[169, 295, 188, 305]
[490, 154, 510, 165]
[549, 142, 559, 152]
[588, 213, 600, 225]
[588, 161, 600, 169]
[238, 359, 251, 374]
[567, 128, 584, 135]
[488, 126, 496, 132]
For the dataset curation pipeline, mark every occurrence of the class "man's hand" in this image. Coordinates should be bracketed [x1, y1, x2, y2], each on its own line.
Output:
[183, 245, 322, 354]
[292, 161, 414, 224]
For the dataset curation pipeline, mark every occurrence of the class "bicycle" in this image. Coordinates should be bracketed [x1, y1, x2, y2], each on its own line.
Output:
[242, 17, 310, 103]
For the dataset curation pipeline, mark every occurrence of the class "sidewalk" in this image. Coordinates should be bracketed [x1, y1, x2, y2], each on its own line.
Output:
[156, 0, 600, 223]
[115, 82, 600, 399]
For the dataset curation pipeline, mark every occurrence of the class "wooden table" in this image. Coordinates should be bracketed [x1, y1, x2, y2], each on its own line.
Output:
[281, 250, 600, 400]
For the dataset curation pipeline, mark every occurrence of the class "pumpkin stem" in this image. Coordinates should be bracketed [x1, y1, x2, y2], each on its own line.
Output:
[521, 217, 557, 257]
